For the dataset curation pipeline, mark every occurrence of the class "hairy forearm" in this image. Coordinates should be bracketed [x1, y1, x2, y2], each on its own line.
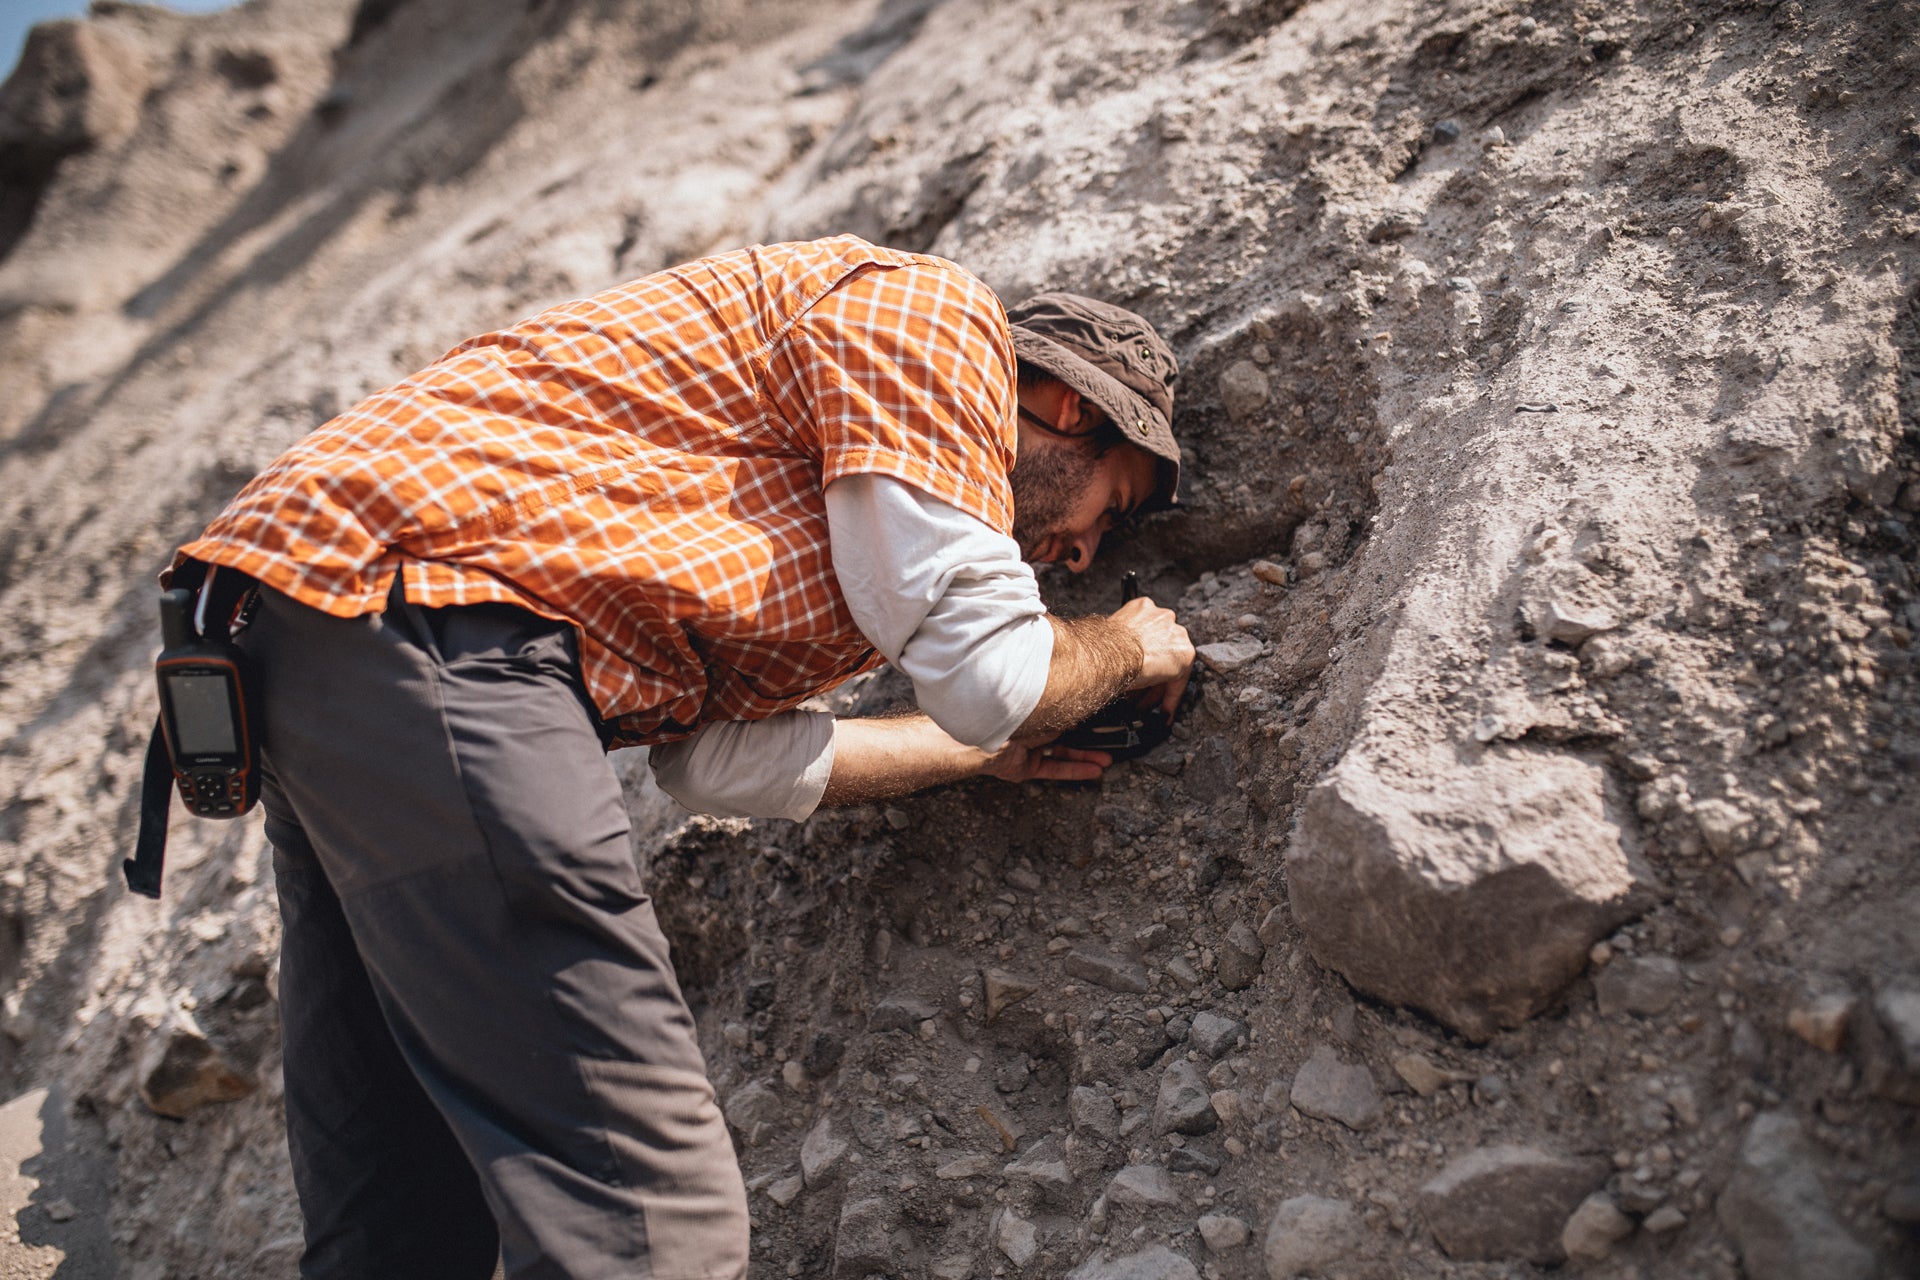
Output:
[819, 712, 992, 807]
[819, 615, 1147, 807]
[1015, 614, 1142, 739]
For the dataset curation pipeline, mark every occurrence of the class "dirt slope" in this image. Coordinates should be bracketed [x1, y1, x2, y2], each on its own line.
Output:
[0, 0, 1914, 1277]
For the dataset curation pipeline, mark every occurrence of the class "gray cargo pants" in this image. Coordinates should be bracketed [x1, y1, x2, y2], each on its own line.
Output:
[245, 583, 749, 1280]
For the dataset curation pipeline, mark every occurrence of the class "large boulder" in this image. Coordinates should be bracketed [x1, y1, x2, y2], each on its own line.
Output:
[1289, 747, 1642, 1039]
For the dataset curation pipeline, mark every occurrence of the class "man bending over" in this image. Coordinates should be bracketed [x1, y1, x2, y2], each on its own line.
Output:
[173, 235, 1192, 1278]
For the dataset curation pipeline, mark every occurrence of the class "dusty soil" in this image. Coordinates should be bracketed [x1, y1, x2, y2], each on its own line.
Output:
[0, 0, 1915, 1277]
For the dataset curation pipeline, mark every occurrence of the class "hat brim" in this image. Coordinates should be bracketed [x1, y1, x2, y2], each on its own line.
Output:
[1010, 325, 1181, 510]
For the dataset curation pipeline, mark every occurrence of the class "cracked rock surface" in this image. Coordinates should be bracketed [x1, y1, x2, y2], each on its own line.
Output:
[0, 0, 1918, 1276]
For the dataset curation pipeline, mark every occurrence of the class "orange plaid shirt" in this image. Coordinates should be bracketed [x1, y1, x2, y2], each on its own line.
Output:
[182, 236, 1019, 747]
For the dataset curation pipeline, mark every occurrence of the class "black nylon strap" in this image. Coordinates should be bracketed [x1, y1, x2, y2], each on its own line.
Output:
[199, 565, 257, 638]
[122, 556, 255, 900]
[126, 714, 171, 899]
[166, 556, 208, 598]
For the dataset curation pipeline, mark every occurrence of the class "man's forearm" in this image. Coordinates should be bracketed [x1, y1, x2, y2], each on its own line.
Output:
[819, 712, 992, 806]
[818, 613, 1158, 807]
[1015, 614, 1142, 739]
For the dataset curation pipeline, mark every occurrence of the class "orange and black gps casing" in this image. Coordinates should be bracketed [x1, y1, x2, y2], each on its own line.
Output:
[155, 586, 259, 818]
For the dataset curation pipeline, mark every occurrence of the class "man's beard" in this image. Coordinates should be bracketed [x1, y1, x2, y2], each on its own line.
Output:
[1009, 438, 1096, 557]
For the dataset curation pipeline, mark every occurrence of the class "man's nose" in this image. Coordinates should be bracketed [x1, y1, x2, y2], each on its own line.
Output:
[1064, 530, 1101, 573]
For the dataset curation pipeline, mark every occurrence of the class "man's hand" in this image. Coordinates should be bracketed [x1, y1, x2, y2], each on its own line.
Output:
[1110, 595, 1194, 717]
[980, 741, 1112, 784]
[1017, 599, 1193, 739]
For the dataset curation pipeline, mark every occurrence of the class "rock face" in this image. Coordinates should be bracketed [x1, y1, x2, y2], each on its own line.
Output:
[1418, 1145, 1607, 1263]
[3, 0, 1918, 1276]
[0, 17, 149, 263]
[1716, 1113, 1875, 1280]
[0, 21, 147, 163]
[1290, 749, 1641, 1039]
[1262, 1195, 1359, 1279]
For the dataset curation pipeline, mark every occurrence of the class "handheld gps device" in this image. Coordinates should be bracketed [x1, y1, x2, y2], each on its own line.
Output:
[154, 583, 259, 818]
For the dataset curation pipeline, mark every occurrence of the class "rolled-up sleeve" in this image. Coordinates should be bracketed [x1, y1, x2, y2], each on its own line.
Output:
[647, 711, 836, 820]
[826, 474, 1053, 750]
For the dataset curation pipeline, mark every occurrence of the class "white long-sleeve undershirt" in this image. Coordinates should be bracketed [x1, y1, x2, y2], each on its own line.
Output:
[645, 475, 1053, 820]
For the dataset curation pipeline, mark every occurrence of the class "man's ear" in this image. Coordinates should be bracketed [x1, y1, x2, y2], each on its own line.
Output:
[1051, 386, 1084, 435]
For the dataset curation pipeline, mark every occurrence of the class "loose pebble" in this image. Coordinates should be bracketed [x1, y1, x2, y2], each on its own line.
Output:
[1787, 992, 1856, 1054]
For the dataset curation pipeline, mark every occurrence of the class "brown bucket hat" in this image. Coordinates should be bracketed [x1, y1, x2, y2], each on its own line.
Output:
[1005, 292, 1182, 509]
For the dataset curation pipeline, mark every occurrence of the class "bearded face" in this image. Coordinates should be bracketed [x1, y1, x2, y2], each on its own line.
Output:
[1008, 435, 1098, 560]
